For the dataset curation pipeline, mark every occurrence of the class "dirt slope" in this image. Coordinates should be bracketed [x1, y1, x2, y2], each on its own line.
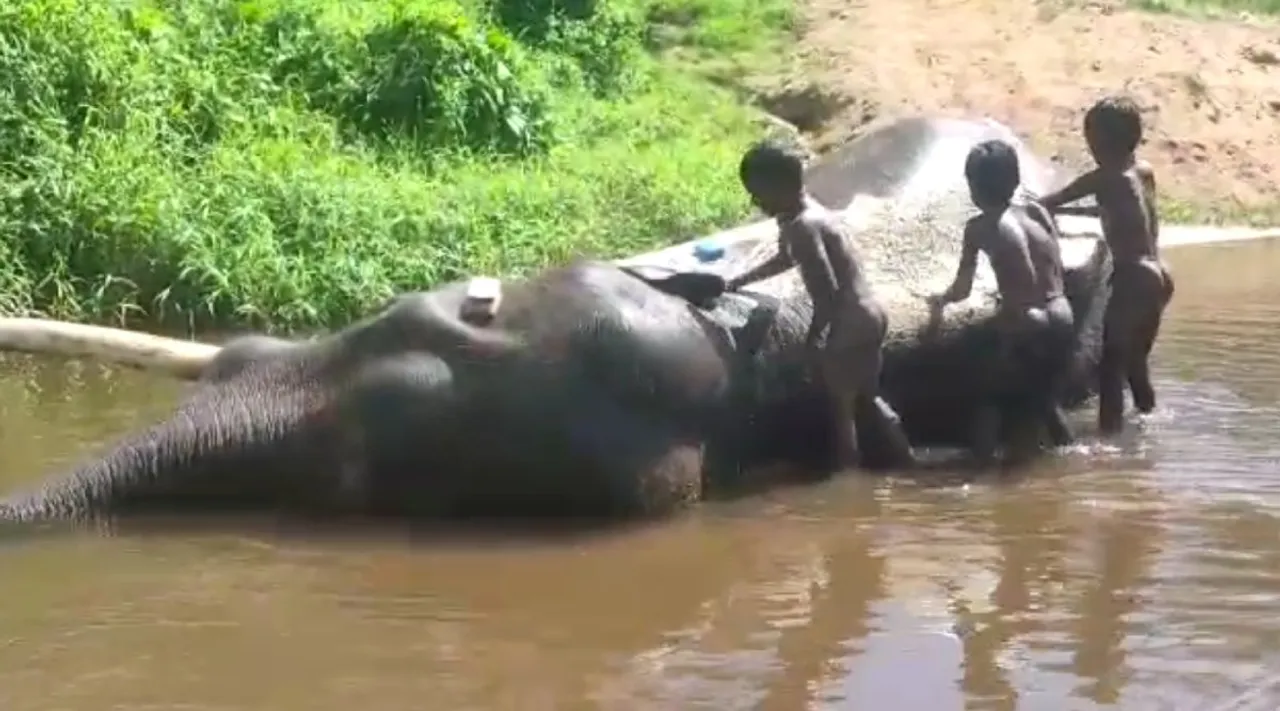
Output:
[752, 0, 1280, 216]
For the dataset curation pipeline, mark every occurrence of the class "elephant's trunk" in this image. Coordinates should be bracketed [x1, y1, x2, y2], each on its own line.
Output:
[0, 366, 330, 528]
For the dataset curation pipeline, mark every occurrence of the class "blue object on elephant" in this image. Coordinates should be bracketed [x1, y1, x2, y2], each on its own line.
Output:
[693, 240, 725, 263]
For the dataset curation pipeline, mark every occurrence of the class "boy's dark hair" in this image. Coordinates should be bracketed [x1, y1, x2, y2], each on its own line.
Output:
[739, 141, 805, 190]
[964, 139, 1021, 207]
[1084, 95, 1143, 155]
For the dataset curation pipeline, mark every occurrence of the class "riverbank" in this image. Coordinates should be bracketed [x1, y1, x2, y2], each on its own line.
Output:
[0, 0, 793, 331]
[730, 0, 1279, 225]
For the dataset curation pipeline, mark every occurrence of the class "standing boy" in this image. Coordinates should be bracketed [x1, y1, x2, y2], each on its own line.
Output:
[1038, 95, 1175, 435]
[726, 141, 915, 471]
[928, 139, 1076, 463]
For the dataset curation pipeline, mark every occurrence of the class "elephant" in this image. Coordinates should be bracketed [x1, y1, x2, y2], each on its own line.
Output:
[0, 115, 1111, 529]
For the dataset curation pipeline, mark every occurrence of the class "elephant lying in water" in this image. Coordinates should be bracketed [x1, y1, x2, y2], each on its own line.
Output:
[0, 115, 1111, 527]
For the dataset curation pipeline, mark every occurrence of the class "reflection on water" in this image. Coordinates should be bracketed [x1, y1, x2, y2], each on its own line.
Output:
[2, 240, 1280, 710]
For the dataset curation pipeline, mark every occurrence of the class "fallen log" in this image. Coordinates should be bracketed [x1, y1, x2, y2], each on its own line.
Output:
[0, 318, 219, 380]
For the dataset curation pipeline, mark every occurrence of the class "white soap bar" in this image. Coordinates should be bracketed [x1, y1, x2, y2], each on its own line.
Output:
[466, 276, 502, 302]
[461, 276, 503, 322]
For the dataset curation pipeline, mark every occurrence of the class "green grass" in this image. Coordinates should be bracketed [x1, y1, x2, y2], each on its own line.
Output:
[1128, 0, 1280, 17]
[0, 0, 794, 332]
[1161, 197, 1280, 228]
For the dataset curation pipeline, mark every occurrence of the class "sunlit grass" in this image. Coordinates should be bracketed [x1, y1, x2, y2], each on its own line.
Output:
[0, 0, 794, 332]
[1128, 0, 1280, 17]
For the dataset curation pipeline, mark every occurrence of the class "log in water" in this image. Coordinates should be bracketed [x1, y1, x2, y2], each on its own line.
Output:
[0, 318, 219, 380]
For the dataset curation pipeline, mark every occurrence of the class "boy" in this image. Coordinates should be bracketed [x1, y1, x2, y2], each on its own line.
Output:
[1038, 95, 1175, 435]
[928, 139, 1076, 463]
[725, 141, 915, 471]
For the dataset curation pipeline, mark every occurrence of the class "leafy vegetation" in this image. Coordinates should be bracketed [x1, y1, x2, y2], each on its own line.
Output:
[1128, 0, 1280, 17]
[0, 0, 793, 330]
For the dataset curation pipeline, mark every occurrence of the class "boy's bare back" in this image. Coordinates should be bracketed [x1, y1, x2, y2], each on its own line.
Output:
[1023, 200, 1068, 302]
[965, 203, 1066, 317]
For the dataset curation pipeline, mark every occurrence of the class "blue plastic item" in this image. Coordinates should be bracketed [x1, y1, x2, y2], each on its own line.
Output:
[692, 240, 725, 263]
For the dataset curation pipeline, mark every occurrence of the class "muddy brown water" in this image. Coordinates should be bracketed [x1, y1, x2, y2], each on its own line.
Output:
[2, 241, 1280, 711]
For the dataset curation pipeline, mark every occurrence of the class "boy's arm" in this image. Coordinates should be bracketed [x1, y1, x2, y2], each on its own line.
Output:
[725, 238, 794, 291]
[931, 221, 982, 306]
[1040, 170, 1101, 212]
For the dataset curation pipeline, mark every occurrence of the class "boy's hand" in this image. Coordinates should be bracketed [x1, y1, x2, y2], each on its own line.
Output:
[803, 340, 823, 374]
[924, 293, 947, 334]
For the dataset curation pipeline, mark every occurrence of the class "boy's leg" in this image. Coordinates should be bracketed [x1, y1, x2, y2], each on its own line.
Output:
[1127, 262, 1173, 414]
[1159, 260, 1176, 306]
[860, 395, 917, 468]
[969, 327, 1016, 466]
[1100, 266, 1149, 435]
[1002, 330, 1058, 464]
[818, 349, 861, 472]
[1098, 331, 1128, 435]
[1042, 400, 1074, 447]
[1039, 297, 1077, 446]
[852, 341, 917, 469]
[829, 381, 861, 472]
[1024, 345, 1075, 448]
[1126, 315, 1158, 414]
[970, 403, 1002, 466]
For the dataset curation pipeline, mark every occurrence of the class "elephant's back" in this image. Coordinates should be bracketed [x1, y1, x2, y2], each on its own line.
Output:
[804, 116, 1064, 209]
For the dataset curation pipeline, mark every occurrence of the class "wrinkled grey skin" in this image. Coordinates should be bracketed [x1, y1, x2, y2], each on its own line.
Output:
[0, 116, 1111, 529]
